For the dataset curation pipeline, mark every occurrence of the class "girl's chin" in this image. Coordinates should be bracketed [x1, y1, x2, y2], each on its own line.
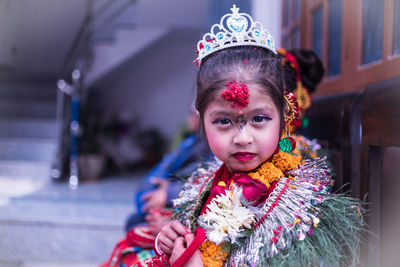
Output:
[227, 162, 261, 173]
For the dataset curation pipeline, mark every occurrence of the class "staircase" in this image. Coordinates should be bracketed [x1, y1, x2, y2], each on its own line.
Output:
[0, 1, 165, 265]
[0, 81, 58, 264]
[0, 2, 144, 263]
[0, 80, 141, 267]
[0, 81, 57, 179]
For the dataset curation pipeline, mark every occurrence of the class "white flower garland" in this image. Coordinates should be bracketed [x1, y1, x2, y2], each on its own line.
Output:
[198, 186, 257, 245]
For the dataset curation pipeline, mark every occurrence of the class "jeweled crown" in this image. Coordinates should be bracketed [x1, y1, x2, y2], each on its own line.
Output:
[195, 5, 276, 65]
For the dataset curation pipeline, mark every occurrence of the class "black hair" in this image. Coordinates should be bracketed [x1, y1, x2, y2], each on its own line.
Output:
[287, 49, 325, 93]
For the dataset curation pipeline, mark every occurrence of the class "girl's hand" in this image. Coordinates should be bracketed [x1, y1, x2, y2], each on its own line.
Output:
[170, 233, 204, 267]
[157, 220, 190, 254]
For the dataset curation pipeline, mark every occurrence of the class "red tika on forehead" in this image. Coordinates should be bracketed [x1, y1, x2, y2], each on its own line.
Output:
[220, 82, 249, 109]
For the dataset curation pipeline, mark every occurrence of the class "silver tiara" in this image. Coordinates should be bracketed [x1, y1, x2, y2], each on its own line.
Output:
[195, 5, 276, 65]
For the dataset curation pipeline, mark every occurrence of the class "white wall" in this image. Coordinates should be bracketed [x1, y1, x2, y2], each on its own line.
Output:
[85, 27, 169, 87]
[252, 0, 282, 48]
[93, 28, 201, 141]
[0, 0, 86, 78]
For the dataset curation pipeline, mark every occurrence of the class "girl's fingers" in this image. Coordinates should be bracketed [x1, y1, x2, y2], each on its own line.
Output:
[160, 221, 188, 241]
[170, 221, 190, 236]
[174, 236, 185, 250]
[170, 237, 185, 264]
[159, 243, 173, 255]
[158, 234, 174, 254]
[158, 221, 191, 254]
[184, 233, 195, 245]
[161, 226, 179, 241]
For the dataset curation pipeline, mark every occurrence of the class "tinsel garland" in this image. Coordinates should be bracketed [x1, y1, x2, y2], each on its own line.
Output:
[172, 160, 220, 230]
[172, 157, 365, 267]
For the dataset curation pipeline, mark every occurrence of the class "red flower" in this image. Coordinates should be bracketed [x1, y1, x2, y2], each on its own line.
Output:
[211, 185, 226, 195]
[220, 82, 249, 109]
[231, 173, 268, 206]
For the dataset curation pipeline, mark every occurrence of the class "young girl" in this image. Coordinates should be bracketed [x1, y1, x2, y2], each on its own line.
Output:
[102, 5, 364, 267]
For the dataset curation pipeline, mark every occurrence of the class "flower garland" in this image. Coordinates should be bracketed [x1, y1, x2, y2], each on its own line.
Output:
[195, 151, 301, 267]
[249, 151, 301, 188]
[172, 155, 364, 267]
[199, 240, 230, 267]
[198, 186, 257, 245]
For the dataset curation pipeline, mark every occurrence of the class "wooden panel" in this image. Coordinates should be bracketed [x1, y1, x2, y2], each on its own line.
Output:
[297, 91, 361, 193]
[360, 77, 400, 266]
[360, 79, 400, 146]
[381, 147, 400, 267]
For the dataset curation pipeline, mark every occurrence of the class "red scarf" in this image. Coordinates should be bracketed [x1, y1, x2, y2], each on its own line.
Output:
[200, 164, 277, 214]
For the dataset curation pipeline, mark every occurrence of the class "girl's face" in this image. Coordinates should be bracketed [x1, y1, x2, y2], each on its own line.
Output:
[204, 84, 281, 173]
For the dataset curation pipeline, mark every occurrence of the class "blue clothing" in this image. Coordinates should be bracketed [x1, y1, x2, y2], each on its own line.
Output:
[135, 134, 207, 215]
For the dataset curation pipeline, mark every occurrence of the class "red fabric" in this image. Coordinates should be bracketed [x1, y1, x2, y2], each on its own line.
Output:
[126, 226, 156, 248]
[129, 253, 170, 267]
[99, 226, 156, 267]
[232, 173, 269, 205]
[201, 164, 277, 215]
[200, 164, 230, 215]
[284, 52, 301, 82]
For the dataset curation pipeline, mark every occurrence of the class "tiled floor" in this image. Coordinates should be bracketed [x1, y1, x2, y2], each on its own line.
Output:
[0, 161, 144, 266]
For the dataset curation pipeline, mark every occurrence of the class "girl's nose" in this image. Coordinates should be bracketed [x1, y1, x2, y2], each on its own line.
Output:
[233, 127, 253, 145]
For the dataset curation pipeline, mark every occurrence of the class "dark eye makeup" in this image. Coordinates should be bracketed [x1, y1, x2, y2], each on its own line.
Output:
[252, 115, 271, 123]
[212, 117, 232, 125]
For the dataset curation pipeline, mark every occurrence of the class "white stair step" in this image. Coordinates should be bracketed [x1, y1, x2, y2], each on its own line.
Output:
[0, 138, 56, 161]
[0, 119, 56, 139]
[0, 160, 50, 180]
[0, 223, 122, 263]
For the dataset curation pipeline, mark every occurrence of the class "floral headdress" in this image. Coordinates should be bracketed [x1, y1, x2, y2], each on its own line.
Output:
[278, 48, 313, 127]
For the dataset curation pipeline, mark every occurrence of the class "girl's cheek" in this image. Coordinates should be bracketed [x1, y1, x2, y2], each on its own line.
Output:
[205, 130, 226, 156]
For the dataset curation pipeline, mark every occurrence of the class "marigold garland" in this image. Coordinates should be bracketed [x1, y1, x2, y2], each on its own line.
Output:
[199, 240, 230, 267]
[272, 151, 301, 172]
[248, 152, 301, 188]
[248, 162, 283, 188]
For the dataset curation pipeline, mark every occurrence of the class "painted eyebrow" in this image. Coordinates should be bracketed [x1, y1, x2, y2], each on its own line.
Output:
[209, 110, 233, 117]
[209, 106, 275, 117]
[251, 106, 275, 114]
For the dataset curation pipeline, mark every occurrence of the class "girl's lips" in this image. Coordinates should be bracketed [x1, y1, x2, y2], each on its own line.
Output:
[233, 152, 256, 162]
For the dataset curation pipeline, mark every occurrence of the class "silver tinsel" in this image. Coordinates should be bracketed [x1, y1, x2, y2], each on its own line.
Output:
[172, 159, 221, 228]
[173, 157, 335, 267]
[227, 157, 333, 266]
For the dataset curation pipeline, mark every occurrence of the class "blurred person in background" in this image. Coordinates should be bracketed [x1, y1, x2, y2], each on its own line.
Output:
[99, 107, 212, 266]
[125, 106, 211, 232]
